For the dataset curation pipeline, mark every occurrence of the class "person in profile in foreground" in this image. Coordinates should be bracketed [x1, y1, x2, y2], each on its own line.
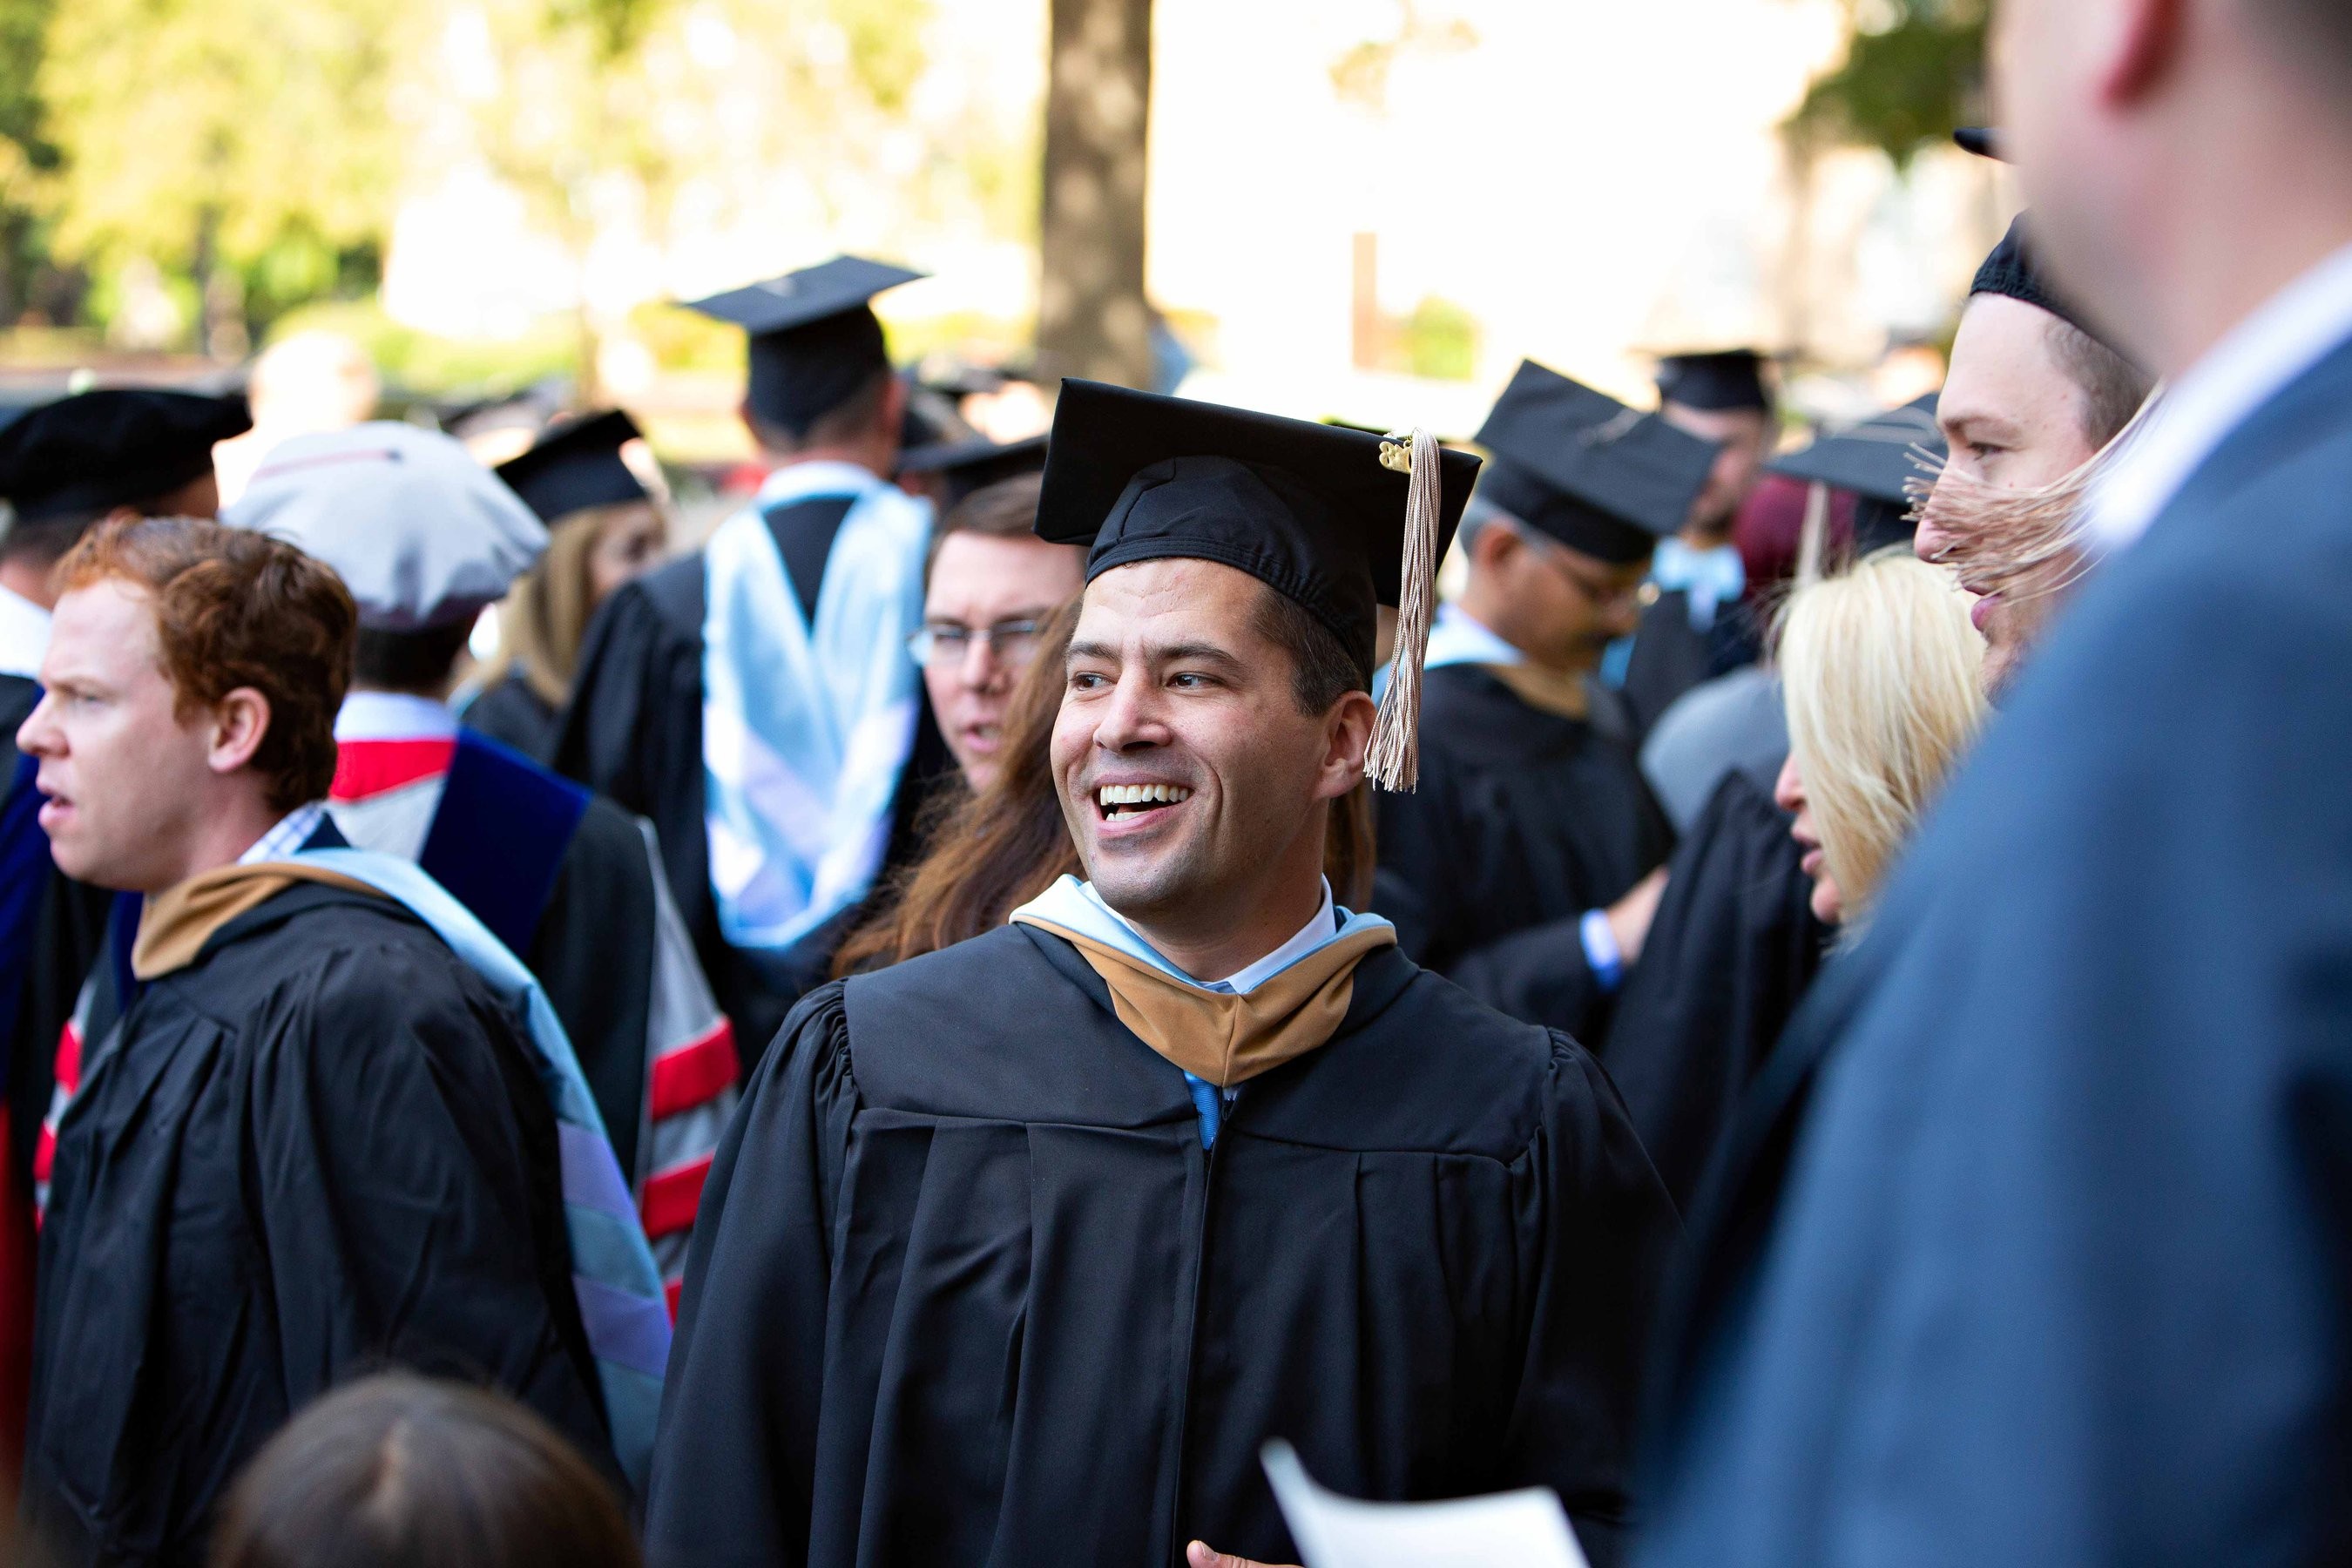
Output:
[1639, 0, 2352, 1559]
[647, 382, 1680, 1568]
[18, 518, 656, 1565]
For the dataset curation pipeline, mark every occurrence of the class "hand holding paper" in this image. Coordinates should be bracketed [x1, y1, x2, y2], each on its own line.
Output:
[1259, 1441, 1592, 1568]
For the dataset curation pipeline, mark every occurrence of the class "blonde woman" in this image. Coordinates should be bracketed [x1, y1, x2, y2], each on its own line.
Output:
[1774, 548, 1988, 926]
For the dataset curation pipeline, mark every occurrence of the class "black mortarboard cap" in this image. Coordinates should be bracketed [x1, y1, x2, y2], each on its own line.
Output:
[1656, 348, 1773, 414]
[1035, 381, 1480, 686]
[493, 409, 649, 523]
[681, 256, 926, 438]
[899, 432, 1048, 510]
[0, 389, 249, 523]
[1472, 361, 1720, 565]
[1970, 214, 2108, 344]
[1767, 392, 1943, 506]
[1953, 126, 2004, 161]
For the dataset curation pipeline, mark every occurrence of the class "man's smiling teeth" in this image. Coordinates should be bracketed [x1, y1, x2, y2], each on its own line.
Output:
[1098, 782, 1192, 812]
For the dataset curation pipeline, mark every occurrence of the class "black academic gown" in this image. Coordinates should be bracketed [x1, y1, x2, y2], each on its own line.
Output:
[1619, 592, 1762, 743]
[646, 924, 1680, 1568]
[25, 875, 612, 1567]
[1598, 771, 1828, 1211]
[463, 672, 561, 765]
[555, 495, 954, 1064]
[1374, 665, 1673, 1036]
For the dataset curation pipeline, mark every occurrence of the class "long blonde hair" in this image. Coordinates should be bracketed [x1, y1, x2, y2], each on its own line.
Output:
[1779, 549, 1987, 917]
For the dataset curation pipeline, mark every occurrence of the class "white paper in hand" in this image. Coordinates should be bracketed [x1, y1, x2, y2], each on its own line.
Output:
[1260, 1442, 1592, 1568]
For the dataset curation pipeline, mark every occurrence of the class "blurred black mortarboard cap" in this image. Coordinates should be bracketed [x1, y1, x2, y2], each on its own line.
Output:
[1035, 380, 1479, 687]
[1953, 126, 2004, 161]
[1472, 361, 1720, 565]
[1767, 392, 1943, 506]
[1655, 348, 1773, 414]
[493, 409, 649, 523]
[901, 432, 1048, 510]
[682, 256, 926, 439]
[0, 389, 249, 523]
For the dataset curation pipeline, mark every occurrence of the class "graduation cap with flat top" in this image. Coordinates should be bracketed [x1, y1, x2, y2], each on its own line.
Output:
[1035, 379, 1482, 791]
[899, 432, 1047, 510]
[681, 256, 927, 438]
[0, 389, 250, 523]
[1654, 348, 1774, 414]
[1767, 393, 1943, 507]
[494, 409, 650, 523]
[1472, 360, 1720, 565]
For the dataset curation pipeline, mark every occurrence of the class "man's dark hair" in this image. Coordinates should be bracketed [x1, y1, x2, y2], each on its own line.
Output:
[0, 510, 100, 573]
[353, 624, 476, 694]
[2047, 317, 2155, 450]
[209, 1373, 639, 1568]
[748, 366, 894, 456]
[924, 472, 1047, 584]
[55, 516, 354, 813]
[1252, 585, 1367, 717]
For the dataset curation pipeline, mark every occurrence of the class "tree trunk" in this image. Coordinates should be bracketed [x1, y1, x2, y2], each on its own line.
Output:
[1037, 0, 1153, 389]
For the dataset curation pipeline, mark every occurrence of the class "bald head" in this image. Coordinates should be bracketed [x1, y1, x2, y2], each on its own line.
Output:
[1995, 0, 2352, 378]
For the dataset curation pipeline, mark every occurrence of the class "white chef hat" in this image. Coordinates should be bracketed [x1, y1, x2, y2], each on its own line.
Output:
[223, 422, 546, 631]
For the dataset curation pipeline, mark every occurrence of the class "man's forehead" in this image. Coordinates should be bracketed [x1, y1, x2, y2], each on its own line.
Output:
[46, 579, 160, 663]
[1073, 558, 1270, 647]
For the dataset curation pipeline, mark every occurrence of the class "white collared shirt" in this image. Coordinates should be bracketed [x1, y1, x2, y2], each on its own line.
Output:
[0, 584, 51, 682]
[237, 801, 327, 865]
[1013, 874, 1385, 997]
[1074, 877, 1340, 996]
[334, 689, 460, 742]
[2090, 241, 2352, 551]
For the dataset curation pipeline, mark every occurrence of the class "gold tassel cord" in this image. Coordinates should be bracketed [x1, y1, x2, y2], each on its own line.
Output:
[1366, 429, 1440, 793]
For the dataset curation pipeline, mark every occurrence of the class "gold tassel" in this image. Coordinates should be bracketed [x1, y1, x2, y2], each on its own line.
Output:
[1366, 429, 1440, 792]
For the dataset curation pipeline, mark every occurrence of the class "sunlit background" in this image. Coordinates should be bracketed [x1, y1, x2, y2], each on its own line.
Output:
[0, 0, 2001, 463]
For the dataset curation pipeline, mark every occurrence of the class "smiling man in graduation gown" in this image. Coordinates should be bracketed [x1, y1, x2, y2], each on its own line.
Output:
[647, 382, 1680, 1568]
[17, 517, 659, 1565]
[1374, 362, 1711, 1038]
[220, 422, 735, 1300]
[556, 257, 955, 1060]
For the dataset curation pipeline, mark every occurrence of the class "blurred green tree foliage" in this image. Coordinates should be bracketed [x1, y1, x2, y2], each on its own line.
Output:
[35, 0, 409, 348]
[1786, 0, 1987, 164]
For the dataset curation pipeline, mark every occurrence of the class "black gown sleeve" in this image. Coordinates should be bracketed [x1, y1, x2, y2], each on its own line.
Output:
[1504, 1035, 1680, 1568]
[1448, 919, 1605, 1043]
[251, 943, 613, 1474]
[1600, 772, 1828, 1209]
[645, 983, 859, 1568]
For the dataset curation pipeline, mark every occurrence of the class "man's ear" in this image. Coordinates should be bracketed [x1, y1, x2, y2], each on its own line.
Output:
[1469, 519, 1518, 572]
[1316, 689, 1377, 801]
[206, 687, 272, 778]
[876, 373, 909, 445]
[2100, 0, 2188, 105]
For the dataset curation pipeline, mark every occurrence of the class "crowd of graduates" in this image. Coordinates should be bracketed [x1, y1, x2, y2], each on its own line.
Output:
[0, 0, 2350, 1561]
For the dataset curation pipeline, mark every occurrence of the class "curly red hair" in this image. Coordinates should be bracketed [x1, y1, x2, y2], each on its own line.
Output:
[54, 517, 355, 812]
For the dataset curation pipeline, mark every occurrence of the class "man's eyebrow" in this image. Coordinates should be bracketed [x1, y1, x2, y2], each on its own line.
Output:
[1941, 407, 2028, 444]
[1065, 639, 1118, 663]
[1149, 641, 1245, 667]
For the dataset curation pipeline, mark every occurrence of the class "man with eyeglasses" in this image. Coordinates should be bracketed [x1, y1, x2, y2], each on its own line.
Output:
[906, 472, 1084, 792]
[1373, 361, 1718, 1038]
